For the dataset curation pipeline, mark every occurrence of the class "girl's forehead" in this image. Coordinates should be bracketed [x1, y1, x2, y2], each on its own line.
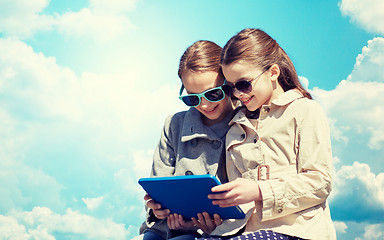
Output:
[181, 71, 224, 93]
[222, 61, 263, 82]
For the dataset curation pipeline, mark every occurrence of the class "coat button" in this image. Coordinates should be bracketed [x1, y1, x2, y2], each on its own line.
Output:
[277, 208, 283, 214]
[185, 170, 193, 175]
[211, 140, 221, 149]
[254, 134, 259, 143]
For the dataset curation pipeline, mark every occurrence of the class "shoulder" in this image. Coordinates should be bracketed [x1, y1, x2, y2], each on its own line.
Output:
[165, 110, 187, 123]
[290, 97, 330, 132]
[163, 108, 202, 131]
[163, 110, 188, 130]
[291, 97, 326, 117]
[164, 108, 201, 123]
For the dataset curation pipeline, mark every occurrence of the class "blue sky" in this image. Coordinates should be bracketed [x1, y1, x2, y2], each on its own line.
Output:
[0, 0, 383, 239]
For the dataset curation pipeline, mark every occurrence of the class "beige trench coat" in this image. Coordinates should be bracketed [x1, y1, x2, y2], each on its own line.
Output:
[211, 90, 336, 240]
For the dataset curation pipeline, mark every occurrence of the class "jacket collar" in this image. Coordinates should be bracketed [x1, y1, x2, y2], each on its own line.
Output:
[229, 89, 304, 126]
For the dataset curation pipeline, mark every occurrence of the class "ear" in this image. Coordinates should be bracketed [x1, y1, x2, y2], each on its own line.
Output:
[269, 64, 280, 82]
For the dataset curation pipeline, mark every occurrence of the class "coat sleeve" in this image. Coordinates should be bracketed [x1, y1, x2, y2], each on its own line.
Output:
[140, 114, 182, 238]
[257, 100, 333, 221]
[150, 114, 180, 177]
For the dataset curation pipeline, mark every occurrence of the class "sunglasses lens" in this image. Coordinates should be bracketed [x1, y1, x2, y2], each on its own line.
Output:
[181, 96, 200, 107]
[205, 88, 224, 102]
[235, 81, 252, 93]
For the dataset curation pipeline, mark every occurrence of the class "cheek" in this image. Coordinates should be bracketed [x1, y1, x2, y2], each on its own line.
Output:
[252, 81, 272, 96]
[194, 105, 203, 112]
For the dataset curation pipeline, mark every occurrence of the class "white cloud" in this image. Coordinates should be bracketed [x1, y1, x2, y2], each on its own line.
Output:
[0, 0, 53, 38]
[56, 8, 135, 42]
[0, 0, 138, 41]
[333, 221, 384, 240]
[55, 0, 138, 41]
[313, 80, 384, 150]
[363, 223, 384, 240]
[0, 215, 29, 240]
[1, 207, 130, 239]
[89, 0, 138, 14]
[298, 76, 309, 90]
[0, 37, 184, 142]
[0, 37, 83, 121]
[329, 162, 384, 221]
[339, 0, 384, 35]
[82, 196, 105, 211]
[334, 221, 348, 234]
[0, 36, 183, 238]
[347, 38, 384, 83]
[305, 36, 384, 238]
[133, 149, 154, 179]
[0, 161, 65, 213]
[312, 37, 384, 150]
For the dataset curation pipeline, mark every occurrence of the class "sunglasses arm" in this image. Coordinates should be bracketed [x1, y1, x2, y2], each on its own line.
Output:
[179, 85, 185, 96]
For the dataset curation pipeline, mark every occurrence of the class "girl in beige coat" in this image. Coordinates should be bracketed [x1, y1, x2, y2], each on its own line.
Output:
[202, 29, 336, 240]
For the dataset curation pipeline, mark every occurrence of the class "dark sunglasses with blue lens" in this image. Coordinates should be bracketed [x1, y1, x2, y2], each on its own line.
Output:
[179, 83, 232, 107]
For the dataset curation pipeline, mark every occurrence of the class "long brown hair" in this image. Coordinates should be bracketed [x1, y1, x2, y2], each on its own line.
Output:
[178, 40, 223, 81]
[221, 28, 311, 99]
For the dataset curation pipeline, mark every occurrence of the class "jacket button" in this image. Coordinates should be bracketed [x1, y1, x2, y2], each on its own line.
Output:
[277, 208, 283, 214]
[185, 170, 193, 175]
[211, 140, 221, 149]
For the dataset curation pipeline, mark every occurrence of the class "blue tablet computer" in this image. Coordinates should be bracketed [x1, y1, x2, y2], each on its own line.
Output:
[138, 174, 245, 220]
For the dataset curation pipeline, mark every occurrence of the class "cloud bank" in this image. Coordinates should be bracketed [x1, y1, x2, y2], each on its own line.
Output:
[1, 0, 384, 239]
[339, 0, 384, 35]
[0, 0, 137, 41]
[309, 7, 384, 235]
[0, 207, 129, 240]
[0, 34, 182, 238]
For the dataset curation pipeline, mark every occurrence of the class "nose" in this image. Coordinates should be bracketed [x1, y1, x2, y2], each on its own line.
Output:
[199, 97, 211, 109]
[232, 88, 243, 98]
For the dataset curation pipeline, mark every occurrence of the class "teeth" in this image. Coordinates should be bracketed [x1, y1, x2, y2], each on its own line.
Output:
[206, 106, 217, 112]
[242, 96, 252, 104]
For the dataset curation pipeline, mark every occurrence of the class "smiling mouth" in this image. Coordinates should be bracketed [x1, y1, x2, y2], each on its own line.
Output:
[241, 96, 253, 105]
[205, 105, 218, 113]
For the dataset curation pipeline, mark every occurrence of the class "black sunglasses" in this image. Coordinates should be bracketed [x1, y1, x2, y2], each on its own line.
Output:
[179, 85, 227, 107]
[224, 69, 268, 96]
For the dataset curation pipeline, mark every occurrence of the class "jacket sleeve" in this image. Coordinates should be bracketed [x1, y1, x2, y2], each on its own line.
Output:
[257, 100, 333, 221]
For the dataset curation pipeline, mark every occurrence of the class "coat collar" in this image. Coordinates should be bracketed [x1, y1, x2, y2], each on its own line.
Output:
[230, 89, 304, 125]
[270, 89, 303, 107]
[180, 107, 237, 142]
[180, 108, 217, 142]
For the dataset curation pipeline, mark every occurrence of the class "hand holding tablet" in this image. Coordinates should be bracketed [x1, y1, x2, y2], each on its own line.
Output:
[138, 174, 245, 220]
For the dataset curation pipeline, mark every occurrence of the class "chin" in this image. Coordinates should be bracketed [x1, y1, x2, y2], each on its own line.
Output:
[206, 114, 219, 120]
[246, 106, 258, 112]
